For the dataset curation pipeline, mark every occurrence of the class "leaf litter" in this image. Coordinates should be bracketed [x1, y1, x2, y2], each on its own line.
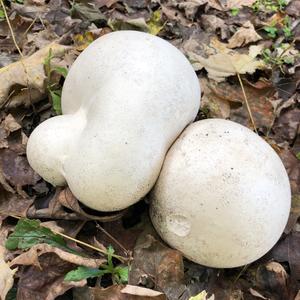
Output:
[0, 0, 300, 299]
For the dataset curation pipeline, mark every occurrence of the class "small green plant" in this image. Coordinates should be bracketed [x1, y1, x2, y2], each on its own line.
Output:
[43, 49, 68, 115]
[296, 152, 300, 160]
[0, 8, 5, 21]
[263, 23, 278, 38]
[262, 44, 297, 73]
[252, 0, 287, 12]
[282, 16, 292, 38]
[230, 7, 239, 16]
[65, 246, 129, 284]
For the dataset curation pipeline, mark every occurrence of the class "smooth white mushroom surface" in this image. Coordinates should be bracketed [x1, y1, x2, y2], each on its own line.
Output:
[27, 31, 200, 212]
[150, 119, 291, 268]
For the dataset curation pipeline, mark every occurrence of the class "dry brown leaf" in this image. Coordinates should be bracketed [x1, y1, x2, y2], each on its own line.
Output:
[208, 0, 256, 10]
[249, 288, 267, 299]
[0, 246, 17, 300]
[130, 234, 185, 300]
[10, 243, 106, 269]
[16, 252, 86, 300]
[0, 43, 69, 108]
[187, 38, 265, 81]
[200, 77, 275, 129]
[73, 285, 167, 300]
[228, 21, 262, 48]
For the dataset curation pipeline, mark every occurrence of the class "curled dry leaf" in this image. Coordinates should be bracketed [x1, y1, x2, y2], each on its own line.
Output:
[10, 243, 106, 269]
[186, 38, 265, 82]
[0, 43, 69, 108]
[57, 188, 127, 222]
[0, 246, 17, 300]
[256, 262, 290, 300]
[228, 21, 262, 49]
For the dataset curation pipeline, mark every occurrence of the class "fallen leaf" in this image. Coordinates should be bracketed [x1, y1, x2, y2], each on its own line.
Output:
[249, 288, 267, 299]
[73, 285, 167, 300]
[189, 290, 215, 300]
[286, 0, 300, 17]
[200, 15, 228, 39]
[228, 21, 262, 48]
[256, 262, 290, 300]
[129, 234, 185, 300]
[208, 0, 256, 10]
[0, 186, 33, 217]
[0, 246, 17, 300]
[186, 38, 265, 81]
[72, 2, 107, 23]
[285, 195, 300, 233]
[273, 107, 300, 145]
[0, 149, 40, 188]
[57, 188, 127, 222]
[200, 77, 275, 130]
[0, 43, 69, 108]
[174, 0, 208, 20]
[270, 232, 300, 281]
[10, 243, 105, 269]
[16, 252, 86, 300]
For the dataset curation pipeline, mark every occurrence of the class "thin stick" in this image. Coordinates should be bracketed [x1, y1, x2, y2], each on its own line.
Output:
[0, 0, 22, 56]
[3, 213, 128, 263]
[96, 222, 131, 257]
[236, 73, 258, 134]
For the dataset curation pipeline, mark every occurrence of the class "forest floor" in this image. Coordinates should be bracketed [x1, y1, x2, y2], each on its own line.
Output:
[0, 0, 300, 299]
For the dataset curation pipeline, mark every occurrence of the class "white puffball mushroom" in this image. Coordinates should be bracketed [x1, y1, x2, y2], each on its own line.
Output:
[27, 31, 200, 212]
[150, 119, 291, 268]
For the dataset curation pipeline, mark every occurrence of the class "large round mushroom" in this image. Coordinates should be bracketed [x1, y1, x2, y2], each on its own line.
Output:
[27, 31, 200, 212]
[150, 119, 291, 268]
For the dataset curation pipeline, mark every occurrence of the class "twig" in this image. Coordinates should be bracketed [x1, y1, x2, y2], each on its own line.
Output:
[236, 73, 258, 134]
[3, 213, 128, 263]
[96, 222, 132, 258]
[0, 0, 22, 56]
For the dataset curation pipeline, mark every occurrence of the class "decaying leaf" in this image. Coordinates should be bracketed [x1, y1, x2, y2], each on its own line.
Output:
[200, 77, 275, 130]
[186, 38, 265, 81]
[189, 290, 215, 300]
[16, 252, 86, 300]
[0, 247, 17, 300]
[0, 43, 69, 108]
[208, 0, 256, 10]
[129, 234, 185, 300]
[10, 243, 105, 269]
[256, 262, 290, 300]
[73, 285, 166, 300]
[228, 21, 262, 49]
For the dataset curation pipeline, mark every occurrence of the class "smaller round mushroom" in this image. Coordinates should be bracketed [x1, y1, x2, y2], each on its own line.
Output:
[150, 119, 291, 268]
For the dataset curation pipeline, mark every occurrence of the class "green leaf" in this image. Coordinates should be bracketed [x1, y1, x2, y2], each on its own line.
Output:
[50, 89, 62, 115]
[52, 66, 68, 78]
[147, 10, 164, 35]
[107, 245, 114, 269]
[296, 152, 300, 160]
[0, 9, 5, 21]
[5, 218, 70, 252]
[115, 266, 129, 283]
[64, 266, 108, 281]
[230, 7, 239, 16]
[263, 26, 278, 38]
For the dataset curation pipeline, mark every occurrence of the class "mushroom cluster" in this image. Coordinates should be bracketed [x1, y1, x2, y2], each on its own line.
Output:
[27, 31, 291, 268]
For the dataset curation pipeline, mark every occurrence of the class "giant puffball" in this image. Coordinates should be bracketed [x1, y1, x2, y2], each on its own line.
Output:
[150, 119, 291, 268]
[27, 31, 200, 212]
